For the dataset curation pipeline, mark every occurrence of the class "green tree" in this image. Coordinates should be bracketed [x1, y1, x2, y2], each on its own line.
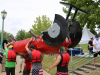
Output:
[15, 29, 26, 41]
[62, 0, 100, 35]
[15, 29, 33, 41]
[24, 31, 33, 39]
[31, 15, 52, 36]
[0, 31, 14, 43]
[98, 31, 100, 37]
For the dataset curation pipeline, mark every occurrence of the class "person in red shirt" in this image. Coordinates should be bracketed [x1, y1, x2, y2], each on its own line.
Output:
[23, 58, 31, 75]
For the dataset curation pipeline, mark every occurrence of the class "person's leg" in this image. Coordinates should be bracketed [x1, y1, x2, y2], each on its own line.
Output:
[0, 63, 1, 73]
[88, 47, 92, 54]
[0, 62, 2, 73]
[27, 69, 31, 75]
[39, 69, 43, 75]
[93, 52, 97, 68]
[93, 57, 95, 65]
[23, 68, 26, 75]
[0, 64, 2, 72]
[88, 47, 90, 53]
[20, 64, 22, 71]
[32, 69, 39, 75]
[21, 59, 25, 72]
[98, 52, 100, 56]
[90, 47, 93, 53]
[1, 64, 2, 72]
[19, 59, 22, 73]
[19, 58, 25, 73]
[5, 67, 10, 75]
[23, 68, 30, 75]
[11, 67, 15, 75]
[19, 64, 22, 73]
[22, 58, 25, 67]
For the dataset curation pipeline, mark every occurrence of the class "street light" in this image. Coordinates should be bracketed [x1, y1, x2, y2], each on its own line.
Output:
[1, 10, 7, 52]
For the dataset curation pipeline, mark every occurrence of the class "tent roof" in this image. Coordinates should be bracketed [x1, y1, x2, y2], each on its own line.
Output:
[79, 26, 95, 44]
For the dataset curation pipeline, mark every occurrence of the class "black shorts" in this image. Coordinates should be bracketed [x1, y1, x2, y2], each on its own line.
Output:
[93, 52, 100, 57]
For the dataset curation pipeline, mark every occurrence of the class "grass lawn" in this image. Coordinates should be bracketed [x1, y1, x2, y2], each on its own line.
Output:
[88, 69, 100, 75]
[42, 55, 56, 75]
[77, 44, 89, 52]
[42, 55, 90, 75]
[42, 44, 100, 75]
[42, 55, 100, 75]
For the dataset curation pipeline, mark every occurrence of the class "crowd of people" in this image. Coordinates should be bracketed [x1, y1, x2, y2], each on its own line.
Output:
[0, 35, 100, 75]
[0, 37, 70, 75]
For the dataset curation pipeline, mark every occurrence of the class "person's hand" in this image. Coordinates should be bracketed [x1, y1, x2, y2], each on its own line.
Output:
[7, 42, 10, 45]
[47, 68, 50, 72]
[10, 41, 13, 44]
[96, 49, 98, 53]
[0, 55, 2, 57]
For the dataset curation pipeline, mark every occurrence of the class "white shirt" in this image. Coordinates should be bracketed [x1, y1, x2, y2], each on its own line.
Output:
[93, 39, 100, 52]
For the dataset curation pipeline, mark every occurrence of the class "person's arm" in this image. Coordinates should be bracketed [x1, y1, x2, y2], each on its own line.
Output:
[0, 54, 2, 58]
[25, 37, 33, 51]
[88, 44, 93, 47]
[4, 43, 9, 49]
[0, 55, 2, 57]
[94, 44, 98, 52]
[41, 53, 44, 61]
[47, 55, 61, 72]
[0, 53, 3, 57]
[88, 41, 93, 47]
[4, 42, 13, 51]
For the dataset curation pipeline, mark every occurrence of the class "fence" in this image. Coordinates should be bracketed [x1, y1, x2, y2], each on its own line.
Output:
[69, 51, 100, 75]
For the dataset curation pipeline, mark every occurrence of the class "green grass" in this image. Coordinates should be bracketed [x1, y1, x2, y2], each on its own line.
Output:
[69, 56, 92, 70]
[42, 44, 100, 75]
[88, 69, 100, 75]
[69, 56, 100, 69]
[42, 55, 56, 75]
[77, 44, 89, 52]
[42, 55, 100, 75]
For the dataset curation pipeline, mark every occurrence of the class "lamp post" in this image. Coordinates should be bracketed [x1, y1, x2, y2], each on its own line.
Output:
[1, 10, 7, 52]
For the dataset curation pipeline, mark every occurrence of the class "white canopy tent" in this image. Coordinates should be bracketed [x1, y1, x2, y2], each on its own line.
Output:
[79, 26, 95, 44]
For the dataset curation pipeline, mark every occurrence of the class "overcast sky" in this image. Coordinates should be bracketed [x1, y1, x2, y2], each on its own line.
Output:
[0, 0, 67, 36]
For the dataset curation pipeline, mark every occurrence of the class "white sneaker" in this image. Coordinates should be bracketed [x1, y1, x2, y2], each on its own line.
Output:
[94, 66, 96, 68]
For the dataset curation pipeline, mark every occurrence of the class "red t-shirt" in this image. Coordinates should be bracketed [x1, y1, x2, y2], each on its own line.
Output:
[24, 59, 32, 70]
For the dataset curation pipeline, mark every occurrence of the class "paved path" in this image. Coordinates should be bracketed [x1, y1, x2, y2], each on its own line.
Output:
[1, 56, 51, 75]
